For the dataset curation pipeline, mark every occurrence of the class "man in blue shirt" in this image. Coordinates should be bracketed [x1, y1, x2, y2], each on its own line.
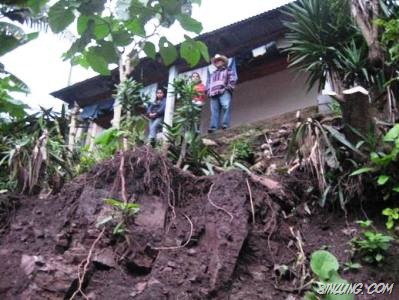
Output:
[147, 88, 166, 145]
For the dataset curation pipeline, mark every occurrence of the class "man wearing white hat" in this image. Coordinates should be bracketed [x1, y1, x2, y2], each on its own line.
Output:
[207, 54, 237, 133]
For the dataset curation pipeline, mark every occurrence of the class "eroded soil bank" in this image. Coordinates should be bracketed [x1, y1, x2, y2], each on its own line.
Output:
[0, 147, 398, 299]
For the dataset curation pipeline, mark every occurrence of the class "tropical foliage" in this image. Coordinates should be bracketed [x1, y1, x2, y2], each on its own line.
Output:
[165, 77, 221, 172]
[44, 0, 209, 74]
[0, 106, 74, 194]
[284, 0, 399, 138]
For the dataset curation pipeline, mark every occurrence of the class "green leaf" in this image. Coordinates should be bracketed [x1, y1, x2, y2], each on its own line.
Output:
[375, 253, 383, 262]
[180, 40, 201, 67]
[95, 128, 118, 145]
[91, 41, 119, 64]
[143, 41, 156, 59]
[48, 1, 75, 33]
[112, 30, 132, 46]
[94, 19, 110, 40]
[304, 292, 318, 300]
[125, 18, 145, 37]
[77, 15, 90, 35]
[78, 0, 106, 14]
[356, 219, 372, 228]
[350, 167, 375, 176]
[159, 36, 177, 65]
[393, 186, 399, 193]
[386, 219, 394, 230]
[384, 124, 399, 142]
[0, 24, 38, 57]
[325, 272, 354, 300]
[323, 125, 365, 157]
[26, 0, 48, 14]
[177, 14, 203, 34]
[310, 250, 339, 280]
[196, 40, 209, 62]
[86, 50, 110, 75]
[377, 175, 390, 185]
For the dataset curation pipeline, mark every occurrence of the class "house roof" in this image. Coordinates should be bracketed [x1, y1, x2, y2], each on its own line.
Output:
[51, 2, 291, 107]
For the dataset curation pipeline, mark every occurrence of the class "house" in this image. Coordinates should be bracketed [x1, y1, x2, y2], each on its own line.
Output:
[51, 2, 331, 147]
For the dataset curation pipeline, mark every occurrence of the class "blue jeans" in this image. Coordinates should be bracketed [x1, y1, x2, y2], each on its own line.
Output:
[148, 117, 162, 140]
[210, 91, 232, 129]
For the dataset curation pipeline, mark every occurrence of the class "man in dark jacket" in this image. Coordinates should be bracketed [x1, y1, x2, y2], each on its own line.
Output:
[147, 88, 166, 144]
[207, 54, 237, 133]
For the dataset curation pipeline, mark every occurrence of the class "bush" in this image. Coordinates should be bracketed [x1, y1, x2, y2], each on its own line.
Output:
[228, 139, 253, 163]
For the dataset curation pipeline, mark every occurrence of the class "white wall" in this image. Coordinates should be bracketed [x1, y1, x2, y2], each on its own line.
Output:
[200, 68, 319, 131]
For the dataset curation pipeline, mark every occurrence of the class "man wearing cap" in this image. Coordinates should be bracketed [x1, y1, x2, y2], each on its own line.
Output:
[206, 54, 237, 133]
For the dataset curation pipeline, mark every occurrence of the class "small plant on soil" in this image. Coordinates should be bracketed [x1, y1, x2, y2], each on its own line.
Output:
[343, 261, 362, 272]
[304, 250, 354, 300]
[382, 207, 399, 231]
[351, 124, 399, 201]
[351, 220, 394, 264]
[97, 198, 140, 235]
[228, 138, 254, 163]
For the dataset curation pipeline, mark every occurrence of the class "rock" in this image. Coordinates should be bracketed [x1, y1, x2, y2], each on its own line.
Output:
[93, 248, 117, 269]
[55, 232, 70, 251]
[33, 228, 45, 239]
[167, 261, 177, 269]
[266, 163, 277, 176]
[202, 138, 217, 146]
[187, 249, 196, 256]
[0, 248, 10, 256]
[130, 281, 147, 297]
[21, 255, 37, 276]
[250, 271, 265, 281]
[10, 223, 23, 231]
[250, 161, 266, 172]
[162, 267, 172, 273]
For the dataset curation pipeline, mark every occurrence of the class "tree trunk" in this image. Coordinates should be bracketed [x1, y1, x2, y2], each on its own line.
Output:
[340, 88, 374, 142]
[113, 58, 132, 129]
[176, 134, 188, 169]
[351, 0, 384, 66]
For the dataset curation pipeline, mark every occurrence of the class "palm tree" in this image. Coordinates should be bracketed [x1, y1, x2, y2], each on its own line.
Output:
[0, 0, 48, 119]
[283, 0, 399, 141]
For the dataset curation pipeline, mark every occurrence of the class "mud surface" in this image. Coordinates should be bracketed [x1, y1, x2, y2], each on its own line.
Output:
[0, 147, 398, 299]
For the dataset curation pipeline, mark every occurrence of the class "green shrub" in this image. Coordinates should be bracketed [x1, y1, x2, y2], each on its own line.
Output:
[382, 207, 399, 230]
[351, 124, 399, 200]
[228, 139, 253, 162]
[351, 220, 394, 264]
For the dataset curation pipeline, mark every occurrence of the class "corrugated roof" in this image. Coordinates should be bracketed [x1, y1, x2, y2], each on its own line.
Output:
[51, 1, 294, 105]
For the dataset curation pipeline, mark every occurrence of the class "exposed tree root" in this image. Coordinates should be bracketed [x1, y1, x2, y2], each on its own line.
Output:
[246, 179, 255, 224]
[151, 213, 193, 251]
[69, 228, 105, 300]
[207, 183, 234, 222]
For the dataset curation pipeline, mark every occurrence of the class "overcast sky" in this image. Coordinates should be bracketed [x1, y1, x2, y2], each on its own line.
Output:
[2, 0, 293, 112]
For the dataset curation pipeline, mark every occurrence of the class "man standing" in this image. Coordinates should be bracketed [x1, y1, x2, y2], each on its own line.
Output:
[207, 54, 237, 133]
[147, 88, 166, 145]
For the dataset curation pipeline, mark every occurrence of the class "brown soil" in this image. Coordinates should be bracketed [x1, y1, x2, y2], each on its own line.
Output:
[0, 147, 398, 300]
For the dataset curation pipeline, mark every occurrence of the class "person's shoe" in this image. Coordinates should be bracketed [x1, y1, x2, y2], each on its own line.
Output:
[222, 125, 228, 130]
[208, 128, 216, 134]
[149, 138, 156, 147]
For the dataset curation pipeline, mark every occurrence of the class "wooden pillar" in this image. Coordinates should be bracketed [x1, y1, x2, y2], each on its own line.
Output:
[68, 102, 79, 151]
[88, 122, 98, 151]
[162, 65, 178, 137]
